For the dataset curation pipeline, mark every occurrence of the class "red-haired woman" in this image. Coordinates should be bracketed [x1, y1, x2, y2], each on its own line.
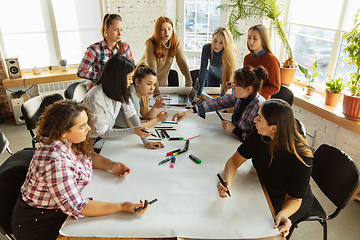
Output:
[139, 16, 192, 97]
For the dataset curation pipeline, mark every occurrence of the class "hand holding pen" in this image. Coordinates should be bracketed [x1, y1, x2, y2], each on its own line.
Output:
[134, 127, 153, 138]
[122, 200, 149, 213]
[217, 173, 231, 198]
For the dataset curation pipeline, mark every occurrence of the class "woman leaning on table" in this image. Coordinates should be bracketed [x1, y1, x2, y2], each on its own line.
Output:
[83, 54, 163, 149]
[217, 99, 314, 237]
[138, 16, 192, 98]
[11, 100, 150, 240]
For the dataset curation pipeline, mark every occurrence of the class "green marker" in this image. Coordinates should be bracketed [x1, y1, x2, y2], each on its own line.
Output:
[189, 154, 201, 164]
[169, 137, 184, 140]
[155, 129, 161, 138]
[148, 138, 162, 141]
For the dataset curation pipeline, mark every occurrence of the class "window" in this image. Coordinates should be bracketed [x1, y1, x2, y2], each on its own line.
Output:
[0, 0, 103, 70]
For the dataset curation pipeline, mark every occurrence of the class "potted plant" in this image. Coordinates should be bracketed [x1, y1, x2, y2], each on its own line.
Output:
[298, 61, 320, 96]
[59, 59, 67, 71]
[217, 0, 297, 86]
[48, 65, 53, 72]
[325, 74, 345, 106]
[342, 9, 360, 120]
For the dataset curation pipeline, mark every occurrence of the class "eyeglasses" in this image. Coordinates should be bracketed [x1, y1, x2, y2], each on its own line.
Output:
[226, 82, 234, 87]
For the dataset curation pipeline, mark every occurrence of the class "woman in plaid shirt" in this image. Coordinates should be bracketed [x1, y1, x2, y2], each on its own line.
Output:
[172, 66, 268, 141]
[77, 13, 134, 90]
[12, 100, 150, 240]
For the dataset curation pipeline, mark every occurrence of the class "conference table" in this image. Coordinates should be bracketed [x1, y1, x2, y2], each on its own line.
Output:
[59, 107, 284, 240]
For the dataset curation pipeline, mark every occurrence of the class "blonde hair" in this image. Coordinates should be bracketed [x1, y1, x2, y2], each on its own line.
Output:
[211, 27, 238, 92]
[247, 24, 272, 53]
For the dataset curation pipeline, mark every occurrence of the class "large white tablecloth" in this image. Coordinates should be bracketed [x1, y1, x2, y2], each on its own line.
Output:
[60, 108, 279, 239]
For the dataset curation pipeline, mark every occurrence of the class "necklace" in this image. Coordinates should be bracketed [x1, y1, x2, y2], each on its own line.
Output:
[261, 135, 271, 143]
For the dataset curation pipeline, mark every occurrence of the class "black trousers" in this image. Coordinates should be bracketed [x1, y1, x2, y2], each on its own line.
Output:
[11, 196, 68, 240]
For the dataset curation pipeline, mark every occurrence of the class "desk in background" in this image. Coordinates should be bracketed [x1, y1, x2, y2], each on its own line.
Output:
[59, 108, 283, 240]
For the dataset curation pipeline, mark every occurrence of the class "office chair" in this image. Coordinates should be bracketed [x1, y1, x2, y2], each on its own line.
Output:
[64, 81, 87, 101]
[287, 144, 360, 240]
[0, 130, 12, 155]
[271, 85, 294, 106]
[168, 69, 179, 87]
[295, 118, 306, 139]
[190, 69, 200, 87]
[0, 148, 35, 240]
[21, 93, 64, 147]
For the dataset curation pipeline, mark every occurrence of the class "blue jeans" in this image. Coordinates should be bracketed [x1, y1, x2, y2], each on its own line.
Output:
[206, 72, 226, 97]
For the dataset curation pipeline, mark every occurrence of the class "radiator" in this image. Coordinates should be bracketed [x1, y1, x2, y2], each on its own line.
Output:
[37, 80, 82, 97]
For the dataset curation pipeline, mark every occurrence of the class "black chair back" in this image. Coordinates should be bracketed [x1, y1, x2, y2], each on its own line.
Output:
[313, 144, 360, 209]
[0, 149, 35, 237]
[190, 69, 200, 87]
[168, 69, 179, 87]
[271, 85, 294, 106]
[64, 81, 87, 101]
[295, 118, 306, 139]
[21, 93, 64, 147]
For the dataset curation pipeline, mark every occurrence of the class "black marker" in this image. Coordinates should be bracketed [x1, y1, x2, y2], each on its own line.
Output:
[141, 129, 157, 137]
[172, 149, 187, 156]
[159, 155, 175, 165]
[215, 111, 224, 121]
[163, 129, 170, 138]
[189, 154, 201, 164]
[217, 173, 231, 197]
[135, 198, 158, 212]
[184, 140, 190, 151]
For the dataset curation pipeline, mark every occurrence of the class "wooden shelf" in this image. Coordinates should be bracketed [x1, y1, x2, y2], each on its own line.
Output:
[1, 68, 80, 88]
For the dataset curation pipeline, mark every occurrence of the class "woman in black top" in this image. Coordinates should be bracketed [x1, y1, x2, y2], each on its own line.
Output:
[217, 99, 314, 237]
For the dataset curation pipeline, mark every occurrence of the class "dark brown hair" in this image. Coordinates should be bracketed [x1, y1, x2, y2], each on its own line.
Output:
[102, 13, 124, 54]
[37, 100, 94, 157]
[96, 54, 135, 104]
[234, 66, 267, 98]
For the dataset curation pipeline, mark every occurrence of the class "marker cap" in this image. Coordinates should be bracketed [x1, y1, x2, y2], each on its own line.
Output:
[189, 154, 201, 164]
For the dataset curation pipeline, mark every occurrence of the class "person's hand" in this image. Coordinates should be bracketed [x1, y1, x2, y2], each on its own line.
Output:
[192, 97, 201, 105]
[217, 180, 230, 198]
[134, 127, 153, 138]
[145, 141, 164, 149]
[157, 111, 168, 122]
[221, 120, 236, 133]
[111, 162, 131, 177]
[171, 109, 193, 122]
[274, 212, 292, 237]
[122, 200, 149, 213]
[153, 97, 167, 109]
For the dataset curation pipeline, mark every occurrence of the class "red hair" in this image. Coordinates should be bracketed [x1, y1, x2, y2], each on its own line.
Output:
[146, 16, 177, 58]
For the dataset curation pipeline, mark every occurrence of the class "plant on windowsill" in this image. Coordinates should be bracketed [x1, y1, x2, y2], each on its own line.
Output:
[48, 65, 53, 72]
[298, 60, 320, 96]
[59, 59, 67, 72]
[342, 8, 360, 120]
[324, 74, 345, 106]
[217, 0, 298, 86]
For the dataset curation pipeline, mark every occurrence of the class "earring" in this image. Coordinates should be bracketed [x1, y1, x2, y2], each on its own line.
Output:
[63, 137, 68, 143]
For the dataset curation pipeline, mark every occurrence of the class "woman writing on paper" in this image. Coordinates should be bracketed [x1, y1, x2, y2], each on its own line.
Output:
[12, 100, 150, 240]
[217, 99, 314, 237]
[172, 66, 267, 141]
[138, 16, 192, 98]
[116, 65, 169, 128]
[77, 13, 134, 90]
[244, 24, 280, 99]
[197, 27, 238, 97]
[83, 54, 163, 149]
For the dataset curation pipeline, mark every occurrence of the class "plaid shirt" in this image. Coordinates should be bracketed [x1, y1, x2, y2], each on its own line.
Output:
[194, 92, 265, 141]
[21, 137, 93, 219]
[77, 39, 134, 85]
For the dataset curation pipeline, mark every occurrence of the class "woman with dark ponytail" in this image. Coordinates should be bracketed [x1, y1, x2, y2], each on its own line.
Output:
[77, 13, 134, 90]
[172, 66, 267, 141]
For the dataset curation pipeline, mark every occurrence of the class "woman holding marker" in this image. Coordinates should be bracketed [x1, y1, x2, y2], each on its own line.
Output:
[78, 13, 134, 90]
[83, 54, 163, 149]
[116, 64, 169, 128]
[197, 27, 238, 97]
[244, 24, 280, 99]
[172, 66, 267, 141]
[138, 16, 192, 98]
[11, 100, 150, 240]
[217, 99, 314, 237]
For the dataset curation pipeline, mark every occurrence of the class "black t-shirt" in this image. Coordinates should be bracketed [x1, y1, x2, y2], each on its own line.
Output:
[237, 130, 312, 200]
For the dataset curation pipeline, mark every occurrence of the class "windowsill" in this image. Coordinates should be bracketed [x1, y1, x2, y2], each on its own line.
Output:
[1, 68, 80, 88]
[289, 80, 360, 135]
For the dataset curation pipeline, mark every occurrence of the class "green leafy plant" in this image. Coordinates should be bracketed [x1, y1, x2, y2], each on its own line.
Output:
[298, 61, 320, 89]
[217, 0, 296, 68]
[325, 74, 345, 93]
[343, 8, 360, 96]
[59, 59, 67, 66]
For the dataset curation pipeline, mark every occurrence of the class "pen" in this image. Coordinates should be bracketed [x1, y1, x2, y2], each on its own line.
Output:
[160, 129, 165, 139]
[172, 149, 187, 156]
[135, 198, 158, 212]
[141, 129, 157, 137]
[169, 137, 184, 140]
[170, 157, 176, 168]
[155, 129, 161, 138]
[163, 129, 170, 138]
[189, 154, 201, 164]
[215, 111, 225, 121]
[184, 134, 201, 141]
[166, 148, 181, 156]
[159, 155, 176, 165]
[154, 127, 173, 129]
[148, 138, 162, 141]
[162, 121, 178, 124]
[217, 173, 231, 197]
[184, 140, 189, 151]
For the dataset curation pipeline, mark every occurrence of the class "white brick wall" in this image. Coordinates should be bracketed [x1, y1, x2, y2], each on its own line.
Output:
[293, 105, 360, 167]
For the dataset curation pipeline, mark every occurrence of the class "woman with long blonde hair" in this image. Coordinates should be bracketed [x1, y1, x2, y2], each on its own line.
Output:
[139, 16, 192, 98]
[197, 26, 238, 97]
